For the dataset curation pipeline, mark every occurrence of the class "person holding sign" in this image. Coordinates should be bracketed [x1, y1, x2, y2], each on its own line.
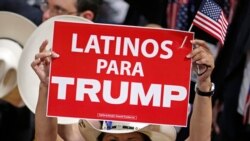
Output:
[31, 39, 214, 141]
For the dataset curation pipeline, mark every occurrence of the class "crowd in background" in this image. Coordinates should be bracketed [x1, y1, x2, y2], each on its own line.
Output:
[0, 0, 249, 141]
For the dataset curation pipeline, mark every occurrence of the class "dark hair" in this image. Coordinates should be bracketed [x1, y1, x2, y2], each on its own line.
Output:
[76, 0, 102, 19]
[97, 132, 152, 141]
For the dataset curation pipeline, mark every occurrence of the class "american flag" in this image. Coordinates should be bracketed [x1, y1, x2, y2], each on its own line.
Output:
[167, 0, 189, 29]
[192, 0, 228, 44]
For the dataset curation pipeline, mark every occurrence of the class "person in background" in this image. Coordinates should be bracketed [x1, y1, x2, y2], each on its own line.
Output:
[1, 0, 102, 140]
[95, 0, 129, 24]
[40, 0, 102, 22]
[123, 0, 167, 27]
[0, 0, 43, 25]
[165, 1, 235, 140]
[32, 0, 102, 140]
[211, 0, 250, 141]
[0, 0, 42, 139]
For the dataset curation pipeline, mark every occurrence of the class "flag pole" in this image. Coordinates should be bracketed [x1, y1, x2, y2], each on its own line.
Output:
[179, 23, 201, 75]
[180, 24, 193, 48]
[188, 23, 193, 32]
[188, 23, 201, 74]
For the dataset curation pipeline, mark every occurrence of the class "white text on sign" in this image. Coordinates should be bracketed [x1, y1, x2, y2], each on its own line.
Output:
[51, 76, 187, 108]
[71, 33, 174, 59]
[51, 33, 187, 108]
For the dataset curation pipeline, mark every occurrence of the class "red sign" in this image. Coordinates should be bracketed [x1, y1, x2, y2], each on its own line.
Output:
[48, 21, 193, 126]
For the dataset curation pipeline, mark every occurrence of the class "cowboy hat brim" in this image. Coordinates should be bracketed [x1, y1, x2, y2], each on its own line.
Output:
[78, 120, 177, 141]
[17, 15, 92, 124]
[0, 11, 36, 46]
[0, 11, 37, 98]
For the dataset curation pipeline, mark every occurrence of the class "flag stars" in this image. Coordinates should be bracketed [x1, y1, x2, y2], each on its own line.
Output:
[176, 5, 188, 30]
[200, 0, 221, 21]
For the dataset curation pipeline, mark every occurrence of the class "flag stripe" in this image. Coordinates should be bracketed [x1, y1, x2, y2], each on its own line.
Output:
[195, 12, 222, 35]
[218, 19, 226, 37]
[194, 12, 225, 42]
[221, 14, 228, 31]
[218, 20, 226, 36]
[219, 13, 228, 33]
[193, 19, 224, 43]
[167, 2, 179, 28]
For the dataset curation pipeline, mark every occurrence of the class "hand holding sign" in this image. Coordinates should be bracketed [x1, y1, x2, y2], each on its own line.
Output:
[31, 40, 60, 87]
[187, 39, 214, 82]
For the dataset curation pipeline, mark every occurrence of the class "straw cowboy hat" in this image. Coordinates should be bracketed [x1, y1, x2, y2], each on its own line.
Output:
[0, 11, 36, 98]
[17, 15, 92, 124]
[79, 120, 177, 141]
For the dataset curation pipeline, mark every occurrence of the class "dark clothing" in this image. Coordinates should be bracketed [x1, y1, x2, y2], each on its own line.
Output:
[0, 0, 42, 25]
[219, 113, 250, 141]
[0, 1, 39, 140]
[0, 100, 35, 141]
[211, 0, 250, 140]
[123, 0, 167, 27]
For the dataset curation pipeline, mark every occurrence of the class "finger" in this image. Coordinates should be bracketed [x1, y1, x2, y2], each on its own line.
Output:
[196, 64, 208, 76]
[44, 51, 52, 65]
[35, 40, 50, 60]
[35, 53, 39, 59]
[31, 58, 42, 70]
[191, 52, 205, 63]
[195, 58, 210, 65]
[39, 40, 48, 53]
[45, 51, 60, 65]
[191, 39, 207, 47]
[195, 52, 214, 68]
[186, 45, 204, 58]
[35, 51, 55, 61]
[51, 51, 60, 58]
